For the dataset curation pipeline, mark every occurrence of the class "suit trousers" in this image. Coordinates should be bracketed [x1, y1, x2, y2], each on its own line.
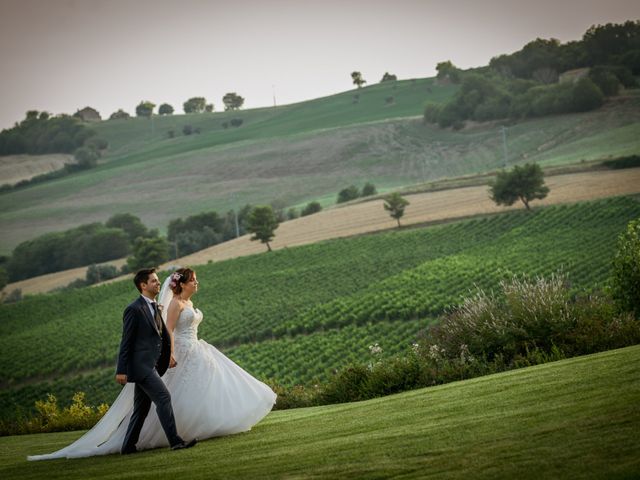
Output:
[121, 370, 183, 452]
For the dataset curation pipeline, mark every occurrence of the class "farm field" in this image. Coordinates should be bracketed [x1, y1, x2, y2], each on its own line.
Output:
[1, 82, 639, 255]
[5, 166, 640, 296]
[2, 345, 639, 479]
[1, 196, 638, 417]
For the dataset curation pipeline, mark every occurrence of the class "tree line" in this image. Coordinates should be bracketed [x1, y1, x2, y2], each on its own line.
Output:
[424, 21, 640, 129]
[0, 111, 106, 158]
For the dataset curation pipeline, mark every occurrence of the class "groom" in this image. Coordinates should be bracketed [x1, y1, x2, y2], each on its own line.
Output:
[115, 268, 197, 454]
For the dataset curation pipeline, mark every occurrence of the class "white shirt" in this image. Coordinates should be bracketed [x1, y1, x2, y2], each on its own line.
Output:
[140, 295, 157, 320]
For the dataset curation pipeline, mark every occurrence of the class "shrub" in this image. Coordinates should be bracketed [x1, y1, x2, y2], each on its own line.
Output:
[85, 264, 119, 285]
[602, 155, 640, 170]
[230, 118, 244, 127]
[0, 392, 108, 436]
[611, 218, 640, 318]
[337, 185, 360, 203]
[73, 146, 100, 169]
[301, 201, 322, 216]
[182, 124, 193, 136]
[362, 182, 377, 197]
[588, 67, 620, 96]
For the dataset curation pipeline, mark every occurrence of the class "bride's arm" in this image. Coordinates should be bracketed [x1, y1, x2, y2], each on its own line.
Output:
[165, 299, 182, 367]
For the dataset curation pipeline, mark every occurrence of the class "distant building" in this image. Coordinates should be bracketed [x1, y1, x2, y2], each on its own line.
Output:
[559, 68, 590, 84]
[74, 107, 102, 122]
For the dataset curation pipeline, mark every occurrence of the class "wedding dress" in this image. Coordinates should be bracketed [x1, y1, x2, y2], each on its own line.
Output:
[28, 305, 276, 460]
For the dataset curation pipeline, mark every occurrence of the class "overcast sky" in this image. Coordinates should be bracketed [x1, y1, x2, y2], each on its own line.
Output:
[0, 0, 639, 129]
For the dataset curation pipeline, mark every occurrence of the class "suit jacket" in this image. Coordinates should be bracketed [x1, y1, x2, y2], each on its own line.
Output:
[116, 296, 171, 382]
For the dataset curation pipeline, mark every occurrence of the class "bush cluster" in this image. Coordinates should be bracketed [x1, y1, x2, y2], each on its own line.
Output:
[273, 271, 640, 409]
[0, 392, 108, 436]
[337, 182, 377, 203]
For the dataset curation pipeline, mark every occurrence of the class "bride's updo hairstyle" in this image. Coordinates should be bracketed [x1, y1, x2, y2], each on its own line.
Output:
[169, 268, 196, 295]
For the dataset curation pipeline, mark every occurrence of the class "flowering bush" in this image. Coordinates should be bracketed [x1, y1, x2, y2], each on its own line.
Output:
[0, 392, 108, 436]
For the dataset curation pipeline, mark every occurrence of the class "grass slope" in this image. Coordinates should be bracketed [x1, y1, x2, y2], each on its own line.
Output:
[1, 196, 638, 416]
[1, 80, 639, 254]
[1, 345, 639, 479]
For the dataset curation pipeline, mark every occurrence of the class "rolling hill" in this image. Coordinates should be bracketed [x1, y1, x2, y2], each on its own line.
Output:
[1, 77, 639, 255]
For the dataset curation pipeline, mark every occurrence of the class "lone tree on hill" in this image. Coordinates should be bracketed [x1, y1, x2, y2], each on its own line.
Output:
[351, 71, 366, 89]
[247, 205, 279, 252]
[384, 192, 410, 228]
[222, 92, 245, 111]
[489, 163, 549, 211]
[158, 103, 174, 115]
[135, 101, 155, 117]
[436, 60, 461, 83]
[183, 97, 207, 114]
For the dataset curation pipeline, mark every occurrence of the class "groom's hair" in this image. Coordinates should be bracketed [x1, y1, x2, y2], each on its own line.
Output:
[134, 268, 156, 293]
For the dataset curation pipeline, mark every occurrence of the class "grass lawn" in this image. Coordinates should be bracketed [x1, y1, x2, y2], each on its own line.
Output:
[1, 345, 638, 479]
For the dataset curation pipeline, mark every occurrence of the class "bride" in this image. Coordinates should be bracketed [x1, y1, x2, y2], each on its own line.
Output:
[28, 267, 277, 460]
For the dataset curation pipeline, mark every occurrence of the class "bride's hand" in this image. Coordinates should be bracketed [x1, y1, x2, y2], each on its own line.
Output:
[169, 356, 177, 368]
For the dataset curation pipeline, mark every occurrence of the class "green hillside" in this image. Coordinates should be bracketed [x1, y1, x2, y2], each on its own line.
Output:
[2, 345, 639, 479]
[1, 196, 638, 417]
[1, 77, 639, 255]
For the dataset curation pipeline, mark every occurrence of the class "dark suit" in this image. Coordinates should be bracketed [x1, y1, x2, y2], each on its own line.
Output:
[116, 296, 183, 452]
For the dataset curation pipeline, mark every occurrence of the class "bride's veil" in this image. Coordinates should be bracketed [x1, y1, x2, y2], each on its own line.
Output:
[158, 272, 177, 323]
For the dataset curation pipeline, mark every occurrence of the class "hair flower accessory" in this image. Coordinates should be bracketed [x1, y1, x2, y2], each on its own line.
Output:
[169, 271, 182, 288]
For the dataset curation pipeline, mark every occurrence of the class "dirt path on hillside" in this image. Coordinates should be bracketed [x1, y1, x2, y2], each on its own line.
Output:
[4, 167, 640, 296]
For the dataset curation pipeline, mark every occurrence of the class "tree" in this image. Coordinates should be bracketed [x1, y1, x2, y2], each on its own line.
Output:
[436, 61, 461, 83]
[351, 71, 366, 89]
[489, 163, 549, 210]
[247, 206, 279, 252]
[611, 218, 640, 318]
[74, 146, 100, 169]
[383, 192, 410, 227]
[301, 201, 322, 216]
[337, 185, 360, 204]
[106, 213, 148, 244]
[183, 97, 206, 114]
[85, 264, 119, 285]
[222, 93, 245, 111]
[158, 103, 174, 115]
[135, 101, 155, 117]
[205, 103, 214, 112]
[286, 208, 299, 220]
[381, 72, 397, 82]
[362, 182, 377, 197]
[127, 237, 170, 271]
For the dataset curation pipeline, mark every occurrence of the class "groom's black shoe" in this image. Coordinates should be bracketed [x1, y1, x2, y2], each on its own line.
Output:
[171, 438, 197, 451]
[121, 446, 138, 455]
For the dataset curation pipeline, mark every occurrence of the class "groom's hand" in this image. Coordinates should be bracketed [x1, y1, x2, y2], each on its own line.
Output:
[169, 356, 177, 368]
[115, 374, 128, 385]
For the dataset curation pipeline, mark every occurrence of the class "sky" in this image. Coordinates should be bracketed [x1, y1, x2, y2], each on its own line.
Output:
[0, 0, 639, 129]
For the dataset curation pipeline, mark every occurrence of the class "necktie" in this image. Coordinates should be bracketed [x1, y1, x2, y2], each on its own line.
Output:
[151, 302, 162, 332]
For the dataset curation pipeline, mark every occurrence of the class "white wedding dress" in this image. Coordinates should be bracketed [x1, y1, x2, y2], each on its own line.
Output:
[28, 305, 276, 460]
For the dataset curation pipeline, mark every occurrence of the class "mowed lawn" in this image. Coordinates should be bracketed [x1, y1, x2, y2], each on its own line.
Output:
[2, 345, 638, 480]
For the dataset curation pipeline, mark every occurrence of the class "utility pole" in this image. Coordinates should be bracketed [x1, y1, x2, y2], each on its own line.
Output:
[272, 85, 277, 107]
[501, 126, 508, 168]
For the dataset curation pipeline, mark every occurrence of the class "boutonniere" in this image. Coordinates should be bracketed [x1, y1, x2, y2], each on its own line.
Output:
[157, 304, 164, 312]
